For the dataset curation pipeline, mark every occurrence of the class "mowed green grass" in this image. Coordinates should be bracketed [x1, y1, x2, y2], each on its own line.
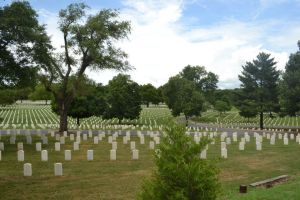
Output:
[1, 132, 300, 199]
[0, 135, 155, 200]
[196, 110, 300, 127]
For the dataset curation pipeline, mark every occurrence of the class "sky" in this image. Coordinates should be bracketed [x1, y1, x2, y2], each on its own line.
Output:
[2, 0, 300, 89]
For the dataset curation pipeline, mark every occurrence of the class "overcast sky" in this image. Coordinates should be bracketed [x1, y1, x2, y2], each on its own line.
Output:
[2, 0, 300, 88]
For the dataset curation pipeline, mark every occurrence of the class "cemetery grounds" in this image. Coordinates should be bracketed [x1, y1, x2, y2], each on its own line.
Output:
[0, 103, 300, 199]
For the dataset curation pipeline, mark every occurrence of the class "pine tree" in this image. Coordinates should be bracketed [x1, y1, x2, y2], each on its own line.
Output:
[238, 52, 280, 129]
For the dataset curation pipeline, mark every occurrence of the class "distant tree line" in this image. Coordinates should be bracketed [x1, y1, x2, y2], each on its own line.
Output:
[1, 1, 300, 130]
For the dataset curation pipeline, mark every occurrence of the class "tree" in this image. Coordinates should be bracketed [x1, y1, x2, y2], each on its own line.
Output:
[238, 52, 280, 129]
[0, 1, 47, 89]
[104, 74, 141, 123]
[215, 100, 231, 115]
[179, 65, 218, 105]
[280, 41, 300, 116]
[51, 77, 106, 126]
[39, 3, 131, 132]
[138, 123, 220, 199]
[139, 84, 161, 107]
[29, 84, 52, 104]
[239, 100, 258, 122]
[0, 89, 16, 106]
[163, 76, 205, 126]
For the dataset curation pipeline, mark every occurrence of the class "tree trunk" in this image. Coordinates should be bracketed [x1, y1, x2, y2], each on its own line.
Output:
[77, 117, 80, 126]
[146, 102, 149, 107]
[260, 111, 264, 130]
[45, 99, 48, 105]
[185, 115, 189, 127]
[59, 101, 69, 133]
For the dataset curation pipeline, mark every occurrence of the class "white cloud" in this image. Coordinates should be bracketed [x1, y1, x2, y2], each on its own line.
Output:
[38, 0, 297, 89]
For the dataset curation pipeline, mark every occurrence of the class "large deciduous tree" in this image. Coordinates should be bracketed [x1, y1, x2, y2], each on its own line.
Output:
[40, 3, 131, 132]
[0, 1, 46, 89]
[179, 65, 218, 105]
[238, 52, 280, 129]
[139, 84, 161, 107]
[103, 74, 141, 123]
[280, 41, 300, 116]
[163, 76, 205, 126]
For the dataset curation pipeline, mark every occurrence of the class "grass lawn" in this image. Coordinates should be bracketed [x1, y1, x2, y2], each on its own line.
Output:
[1, 131, 300, 199]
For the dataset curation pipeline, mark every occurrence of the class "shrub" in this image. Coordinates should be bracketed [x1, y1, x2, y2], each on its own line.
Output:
[138, 123, 220, 200]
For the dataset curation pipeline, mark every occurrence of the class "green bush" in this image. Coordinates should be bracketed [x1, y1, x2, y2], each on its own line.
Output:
[138, 123, 220, 200]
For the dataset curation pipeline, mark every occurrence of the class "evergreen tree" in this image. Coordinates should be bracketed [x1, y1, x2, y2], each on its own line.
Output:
[280, 41, 300, 116]
[238, 52, 280, 129]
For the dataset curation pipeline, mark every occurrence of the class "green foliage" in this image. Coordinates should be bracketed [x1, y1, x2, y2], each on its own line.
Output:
[239, 100, 258, 120]
[238, 52, 280, 129]
[280, 42, 300, 116]
[215, 100, 231, 114]
[0, 1, 49, 88]
[29, 84, 52, 104]
[179, 65, 218, 104]
[38, 3, 131, 132]
[0, 89, 16, 105]
[163, 76, 205, 121]
[138, 124, 220, 200]
[104, 74, 142, 122]
[139, 84, 161, 107]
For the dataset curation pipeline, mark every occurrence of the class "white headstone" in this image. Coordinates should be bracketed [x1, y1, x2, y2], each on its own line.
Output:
[290, 134, 295, 140]
[112, 141, 117, 150]
[73, 142, 79, 151]
[63, 131, 68, 137]
[132, 149, 139, 160]
[36, 142, 42, 151]
[70, 134, 75, 141]
[200, 149, 207, 159]
[226, 137, 231, 145]
[60, 137, 65, 144]
[83, 134, 88, 141]
[93, 136, 99, 144]
[0, 150, 2, 161]
[17, 142, 23, 150]
[221, 142, 226, 149]
[88, 130, 93, 138]
[108, 136, 113, 144]
[41, 150, 48, 161]
[221, 148, 227, 158]
[76, 136, 81, 143]
[55, 134, 60, 141]
[140, 136, 145, 144]
[42, 137, 48, 144]
[284, 137, 289, 145]
[149, 141, 155, 149]
[270, 136, 276, 145]
[54, 163, 63, 176]
[55, 142, 60, 151]
[256, 142, 262, 151]
[23, 163, 32, 176]
[123, 136, 128, 144]
[239, 142, 245, 150]
[87, 150, 93, 161]
[18, 150, 24, 162]
[110, 149, 116, 160]
[130, 141, 136, 150]
[65, 150, 71, 161]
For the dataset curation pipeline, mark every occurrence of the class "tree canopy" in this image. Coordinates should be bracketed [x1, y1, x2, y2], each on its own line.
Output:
[139, 84, 161, 107]
[38, 3, 131, 132]
[163, 76, 205, 126]
[238, 52, 280, 129]
[0, 1, 49, 89]
[280, 42, 300, 116]
[103, 74, 141, 123]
